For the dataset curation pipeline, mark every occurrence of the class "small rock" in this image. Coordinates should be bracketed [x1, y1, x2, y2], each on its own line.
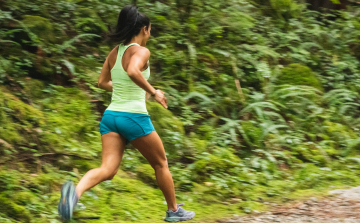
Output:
[34, 128, 43, 133]
[231, 198, 243, 204]
[205, 182, 214, 186]
[304, 200, 313, 206]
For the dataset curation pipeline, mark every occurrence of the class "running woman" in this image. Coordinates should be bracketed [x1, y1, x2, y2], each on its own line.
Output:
[57, 4, 195, 222]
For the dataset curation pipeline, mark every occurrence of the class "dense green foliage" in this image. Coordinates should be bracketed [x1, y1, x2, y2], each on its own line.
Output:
[1, 0, 360, 222]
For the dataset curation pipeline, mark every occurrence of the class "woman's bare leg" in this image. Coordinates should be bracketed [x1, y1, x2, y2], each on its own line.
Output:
[76, 132, 126, 197]
[130, 131, 177, 211]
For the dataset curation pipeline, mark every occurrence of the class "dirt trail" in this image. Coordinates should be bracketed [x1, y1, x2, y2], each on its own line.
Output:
[217, 187, 360, 223]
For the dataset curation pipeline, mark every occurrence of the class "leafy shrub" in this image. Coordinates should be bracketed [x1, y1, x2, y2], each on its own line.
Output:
[21, 15, 55, 43]
[189, 147, 243, 182]
[0, 194, 31, 222]
[241, 121, 262, 148]
[275, 63, 323, 90]
[269, 0, 303, 20]
[74, 7, 107, 34]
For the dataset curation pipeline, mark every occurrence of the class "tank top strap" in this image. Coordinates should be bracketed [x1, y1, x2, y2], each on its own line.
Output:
[113, 43, 140, 71]
[119, 43, 139, 55]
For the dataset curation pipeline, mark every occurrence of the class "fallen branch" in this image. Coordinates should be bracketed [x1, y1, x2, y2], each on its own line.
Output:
[235, 79, 245, 103]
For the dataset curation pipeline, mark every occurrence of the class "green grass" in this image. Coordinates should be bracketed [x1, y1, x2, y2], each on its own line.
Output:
[71, 170, 244, 223]
[2, 161, 360, 222]
[70, 167, 360, 223]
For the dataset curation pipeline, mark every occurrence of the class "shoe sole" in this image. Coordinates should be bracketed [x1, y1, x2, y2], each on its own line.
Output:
[164, 212, 195, 222]
[58, 181, 75, 221]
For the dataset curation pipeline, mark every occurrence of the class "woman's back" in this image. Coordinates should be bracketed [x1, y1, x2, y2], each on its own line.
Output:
[106, 43, 150, 114]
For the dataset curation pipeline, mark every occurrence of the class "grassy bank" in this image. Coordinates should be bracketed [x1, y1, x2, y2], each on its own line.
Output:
[1, 0, 360, 222]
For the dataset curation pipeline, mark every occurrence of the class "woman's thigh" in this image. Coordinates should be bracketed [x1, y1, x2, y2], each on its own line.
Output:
[130, 131, 167, 168]
[101, 132, 126, 171]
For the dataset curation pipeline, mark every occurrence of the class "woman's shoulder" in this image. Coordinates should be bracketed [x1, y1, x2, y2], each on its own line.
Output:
[107, 45, 120, 58]
[107, 45, 120, 68]
[133, 45, 150, 58]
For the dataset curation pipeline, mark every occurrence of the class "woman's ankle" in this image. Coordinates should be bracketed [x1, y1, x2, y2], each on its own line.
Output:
[75, 186, 82, 198]
[168, 204, 178, 212]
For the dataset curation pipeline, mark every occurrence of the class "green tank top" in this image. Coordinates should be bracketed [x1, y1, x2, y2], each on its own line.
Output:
[106, 43, 150, 114]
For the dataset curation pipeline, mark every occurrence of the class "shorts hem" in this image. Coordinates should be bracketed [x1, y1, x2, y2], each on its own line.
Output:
[128, 129, 156, 141]
[100, 131, 112, 136]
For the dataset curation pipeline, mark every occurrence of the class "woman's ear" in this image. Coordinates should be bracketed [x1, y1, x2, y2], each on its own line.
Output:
[143, 26, 148, 35]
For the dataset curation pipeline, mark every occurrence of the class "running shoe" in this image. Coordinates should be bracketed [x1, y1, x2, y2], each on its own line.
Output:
[58, 180, 79, 221]
[164, 203, 195, 222]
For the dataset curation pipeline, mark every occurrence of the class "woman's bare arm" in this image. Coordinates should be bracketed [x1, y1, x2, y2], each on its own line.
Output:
[97, 56, 113, 92]
[127, 47, 167, 108]
[97, 46, 167, 108]
[126, 48, 155, 94]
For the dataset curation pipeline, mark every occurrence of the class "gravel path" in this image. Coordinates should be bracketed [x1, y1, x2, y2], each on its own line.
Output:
[217, 186, 360, 223]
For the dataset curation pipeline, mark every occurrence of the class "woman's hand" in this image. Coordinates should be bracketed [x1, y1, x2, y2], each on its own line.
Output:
[153, 89, 168, 109]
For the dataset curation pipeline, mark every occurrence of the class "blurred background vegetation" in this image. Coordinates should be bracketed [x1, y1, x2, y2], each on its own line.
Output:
[1, 0, 360, 222]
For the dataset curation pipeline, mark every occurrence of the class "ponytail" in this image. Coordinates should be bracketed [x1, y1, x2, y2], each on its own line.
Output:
[108, 5, 150, 45]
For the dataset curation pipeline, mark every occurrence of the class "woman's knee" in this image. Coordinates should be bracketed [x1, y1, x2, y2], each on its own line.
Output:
[100, 167, 118, 180]
[106, 175, 115, 180]
[152, 159, 169, 171]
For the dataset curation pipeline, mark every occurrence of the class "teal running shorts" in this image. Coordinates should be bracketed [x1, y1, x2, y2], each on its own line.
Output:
[99, 110, 155, 144]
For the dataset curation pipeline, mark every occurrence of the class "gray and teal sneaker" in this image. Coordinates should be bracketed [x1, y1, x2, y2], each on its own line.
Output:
[164, 203, 195, 222]
[58, 180, 79, 222]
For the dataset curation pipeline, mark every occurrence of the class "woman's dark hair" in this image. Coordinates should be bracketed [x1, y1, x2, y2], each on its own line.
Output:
[109, 5, 150, 45]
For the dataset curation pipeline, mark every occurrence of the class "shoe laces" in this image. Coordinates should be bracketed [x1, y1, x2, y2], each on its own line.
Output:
[167, 203, 185, 214]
